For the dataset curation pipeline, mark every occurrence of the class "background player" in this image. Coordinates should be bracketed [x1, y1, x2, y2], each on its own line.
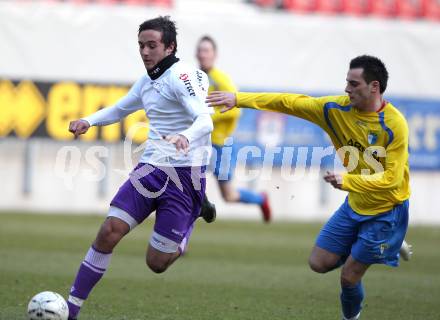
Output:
[196, 35, 271, 223]
[66, 16, 213, 320]
[207, 55, 410, 320]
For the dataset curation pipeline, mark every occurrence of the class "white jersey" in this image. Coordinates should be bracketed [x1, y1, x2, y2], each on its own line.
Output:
[83, 61, 213, 167]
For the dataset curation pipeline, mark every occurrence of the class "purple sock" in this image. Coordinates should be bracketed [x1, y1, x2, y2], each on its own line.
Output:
[67, 246, 112, 319]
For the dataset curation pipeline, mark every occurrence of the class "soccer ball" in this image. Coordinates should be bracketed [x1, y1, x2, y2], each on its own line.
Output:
[27, 291, 69, 320]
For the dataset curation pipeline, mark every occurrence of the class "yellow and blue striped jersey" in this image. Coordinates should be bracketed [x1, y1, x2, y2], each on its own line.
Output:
[236, 92, 410, 215]
[207, 68, 241, 146]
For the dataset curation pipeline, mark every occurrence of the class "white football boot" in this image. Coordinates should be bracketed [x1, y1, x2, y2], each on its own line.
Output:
[343, 312, 360, 320]
[400, 240, 413, 261]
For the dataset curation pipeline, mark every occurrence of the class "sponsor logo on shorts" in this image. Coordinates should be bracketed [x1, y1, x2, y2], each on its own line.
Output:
[152, 236, 166, 247]
[172, 229, 184, 237]
[379, 243, 389, 255]
[179, 73, 196, 96]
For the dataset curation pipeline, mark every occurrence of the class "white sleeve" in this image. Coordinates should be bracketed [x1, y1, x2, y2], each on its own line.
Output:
[82, 77, 144, 126]
[179, 113, 213, 143]
[172, 70, 213, 143]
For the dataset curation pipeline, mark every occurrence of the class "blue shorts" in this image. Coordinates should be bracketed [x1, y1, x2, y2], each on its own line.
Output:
[316, 197, 409, 267]
[210, 143, 237, 182]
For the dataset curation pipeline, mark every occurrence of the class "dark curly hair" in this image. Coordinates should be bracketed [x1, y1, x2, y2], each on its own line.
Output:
[350, 55, 389, 94]
[138, 16, 178, 54]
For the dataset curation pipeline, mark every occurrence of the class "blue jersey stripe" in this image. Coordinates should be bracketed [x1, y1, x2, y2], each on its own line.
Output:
[378, 112, 394, 147]
[323, 102, 351, 146]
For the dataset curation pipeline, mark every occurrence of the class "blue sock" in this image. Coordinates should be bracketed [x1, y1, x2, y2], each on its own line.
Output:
[340, 282, 364, 319]
[238, 189, 264, 205]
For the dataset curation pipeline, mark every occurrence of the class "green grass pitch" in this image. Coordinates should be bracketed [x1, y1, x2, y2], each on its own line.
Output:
[0, 212, 439, 320]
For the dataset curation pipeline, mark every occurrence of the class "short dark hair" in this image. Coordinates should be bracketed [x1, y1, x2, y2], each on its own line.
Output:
[138, 16, 178, 54]
[349, 55, 389, 94]
[198, 35, 217, 52]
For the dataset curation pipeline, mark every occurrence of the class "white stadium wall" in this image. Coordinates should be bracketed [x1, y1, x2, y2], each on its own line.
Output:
[1, 0, 440, 97]
[1, 0, 439, 224]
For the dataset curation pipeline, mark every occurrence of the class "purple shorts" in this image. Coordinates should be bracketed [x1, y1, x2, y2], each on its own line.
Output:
[110, 163, 206, 245]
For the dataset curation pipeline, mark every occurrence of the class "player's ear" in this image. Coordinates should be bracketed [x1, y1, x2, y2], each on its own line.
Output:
[371, 80, 380, 93]
[166, 42, 175, 55]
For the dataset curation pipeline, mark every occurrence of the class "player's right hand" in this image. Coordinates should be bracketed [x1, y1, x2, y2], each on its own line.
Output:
[206, 91, 236, 113]
[164, 134, 189, 155]
[68, 119, 90, 138]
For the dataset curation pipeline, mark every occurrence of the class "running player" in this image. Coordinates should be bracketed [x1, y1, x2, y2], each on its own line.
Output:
[66, 16, 213, 320]
[207, 55, 410, 319]
[196, 35, 271, 223]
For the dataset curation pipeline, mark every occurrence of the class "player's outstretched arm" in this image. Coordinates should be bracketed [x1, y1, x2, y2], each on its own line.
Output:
[206, 91, 237, 113]
[69, 119, 90, 138]
[207, 91, 328, 128]
[74, 77, 145, 133]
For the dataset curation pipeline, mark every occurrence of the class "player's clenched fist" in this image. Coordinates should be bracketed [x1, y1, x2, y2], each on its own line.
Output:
[69, 119, 90, 138]
[206, 91, 237, 113]
[323, 171, 343, 190]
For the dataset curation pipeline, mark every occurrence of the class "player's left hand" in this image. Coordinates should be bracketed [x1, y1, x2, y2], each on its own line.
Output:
[206, 91, 236, 113]
[165, 134, 189, 155]
[324, 171, 343, 190]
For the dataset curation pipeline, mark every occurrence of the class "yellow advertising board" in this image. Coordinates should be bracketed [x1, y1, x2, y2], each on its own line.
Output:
[0, 79, 149, 144]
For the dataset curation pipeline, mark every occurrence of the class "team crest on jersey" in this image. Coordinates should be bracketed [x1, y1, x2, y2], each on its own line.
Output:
[367, 131, 379, 145]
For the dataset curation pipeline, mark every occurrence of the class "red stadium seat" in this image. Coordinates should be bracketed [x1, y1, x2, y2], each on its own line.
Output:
[282, 0, 319, 13]
[123, 0, 172, 6]
[422, 0, 440, 20]
[317, 0, 344, 14]
[94, 0, 118, 3]
[396, 0, 423, 19]
[278, 0, 439, 21]
[370, 0, 398, 17]
[255, 0, 278, 7]
[69, 0, 173, 6]
[342, 0, 372, 16]
[70, 0, 91, 4]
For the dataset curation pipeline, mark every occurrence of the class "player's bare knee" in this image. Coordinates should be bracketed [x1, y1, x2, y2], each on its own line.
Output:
[147, 262, 167, 274]
[146, 257, 168, 274]
[96, 219, 127, 249]
[308, 257, 330, 274]
[308, 252, 334, 273]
